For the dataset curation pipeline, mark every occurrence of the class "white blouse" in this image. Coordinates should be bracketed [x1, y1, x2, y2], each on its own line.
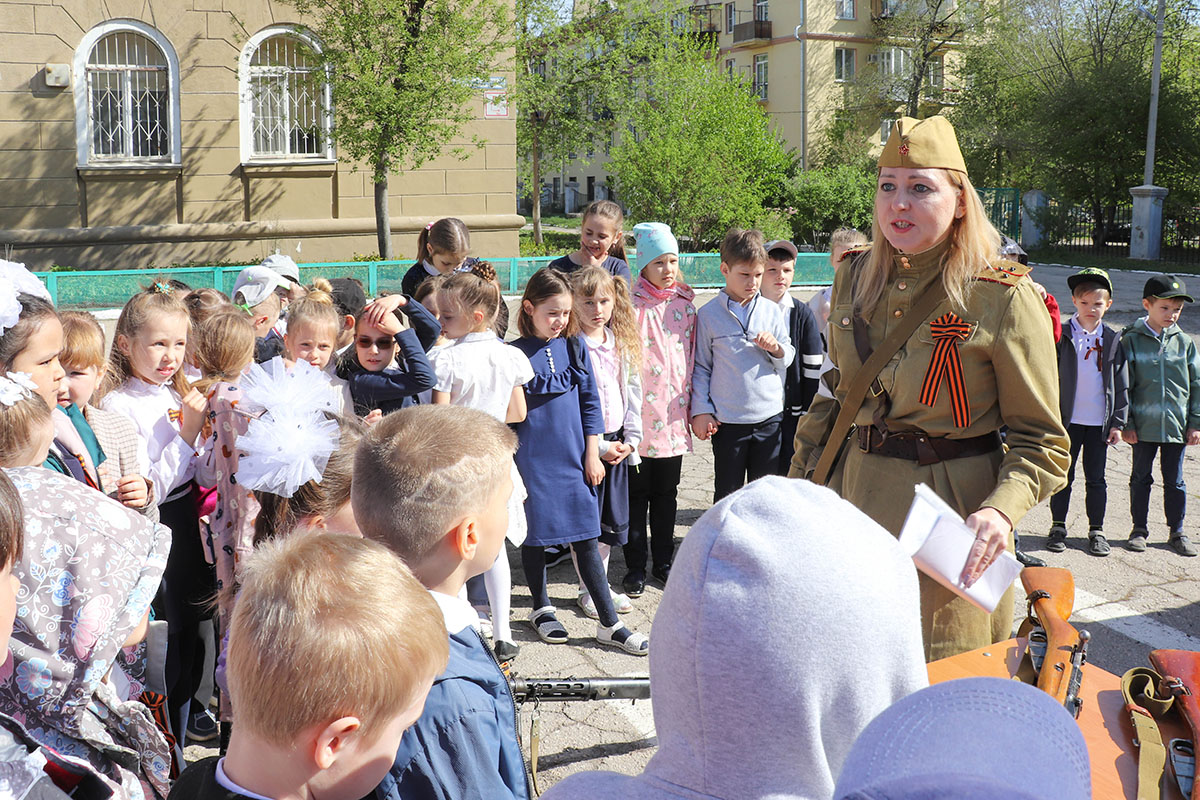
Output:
[428, 332, 534, 421]
[101, 377, 199, 504]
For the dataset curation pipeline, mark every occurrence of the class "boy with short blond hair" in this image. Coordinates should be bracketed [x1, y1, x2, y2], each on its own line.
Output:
[354, 404, 530, 800]
[691, 228, 794, 501]
[170, 533, 448, 800]
[57, 310, 155, 518]
[1121, 274, 1200, 557]
[1047, 269, 1128, 557]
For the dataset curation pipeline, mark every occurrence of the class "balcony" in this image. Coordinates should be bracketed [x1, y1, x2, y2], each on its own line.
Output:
[733, 19, 772, 43]
[688, 4, 722, 44]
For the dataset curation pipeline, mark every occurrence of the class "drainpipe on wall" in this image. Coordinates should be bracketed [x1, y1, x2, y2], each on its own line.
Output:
[794, 11, 807, 170]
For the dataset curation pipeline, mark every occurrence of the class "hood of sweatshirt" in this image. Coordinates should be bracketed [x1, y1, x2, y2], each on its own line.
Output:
[542, 476, 928, 800]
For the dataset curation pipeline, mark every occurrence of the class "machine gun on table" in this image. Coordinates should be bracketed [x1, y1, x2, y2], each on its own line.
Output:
[1017, 566, 1090, 718]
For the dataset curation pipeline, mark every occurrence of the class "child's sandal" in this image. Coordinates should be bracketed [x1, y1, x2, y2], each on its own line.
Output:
[596, 622, 649, 656]
[611, 591, 634, 614]
[528, 606, 568, 644]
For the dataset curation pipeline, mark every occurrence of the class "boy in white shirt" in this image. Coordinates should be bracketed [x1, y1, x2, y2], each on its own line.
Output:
[1047, 268, 1128, 557]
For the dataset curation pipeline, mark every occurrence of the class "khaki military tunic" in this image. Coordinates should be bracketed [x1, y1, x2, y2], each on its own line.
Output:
[790, 239, 1069, 661]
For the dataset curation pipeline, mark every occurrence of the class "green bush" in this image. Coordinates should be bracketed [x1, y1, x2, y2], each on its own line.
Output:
[784, 166, 875, 245]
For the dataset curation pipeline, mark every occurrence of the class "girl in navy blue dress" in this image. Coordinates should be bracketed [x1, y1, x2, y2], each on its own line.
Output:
[511, 268, 649, 655]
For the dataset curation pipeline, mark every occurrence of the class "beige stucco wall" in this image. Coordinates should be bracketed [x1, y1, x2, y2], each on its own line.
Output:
[0, 0, 521, 269]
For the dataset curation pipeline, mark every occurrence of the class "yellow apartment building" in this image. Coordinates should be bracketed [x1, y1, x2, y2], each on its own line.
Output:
[547, 0, 956, 206]
[0, 0, 520, 269]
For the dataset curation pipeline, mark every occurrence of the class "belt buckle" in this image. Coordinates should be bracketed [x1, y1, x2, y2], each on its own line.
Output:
[869, 378, 885, 397]
[859, 426, 886, 454]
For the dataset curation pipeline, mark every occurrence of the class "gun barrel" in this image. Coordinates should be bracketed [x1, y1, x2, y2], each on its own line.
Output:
[510, 677, 651, 703]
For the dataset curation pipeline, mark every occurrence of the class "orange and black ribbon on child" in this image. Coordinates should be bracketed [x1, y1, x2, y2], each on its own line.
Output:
[1084, 338, 1103, 372]
[919, 312, 972, 427]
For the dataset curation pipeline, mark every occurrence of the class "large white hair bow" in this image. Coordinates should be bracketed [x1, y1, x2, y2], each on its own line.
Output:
[0, 260, 52, 339]
[236, 357, 342, 497]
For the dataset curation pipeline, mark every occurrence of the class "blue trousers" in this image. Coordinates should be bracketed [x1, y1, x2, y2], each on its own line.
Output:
[1049, 424, 1109, 528]
[1130, 441, 1186, 531]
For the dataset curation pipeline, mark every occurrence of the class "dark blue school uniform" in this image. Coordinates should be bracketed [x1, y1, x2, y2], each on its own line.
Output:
[510, 335, 605, 546]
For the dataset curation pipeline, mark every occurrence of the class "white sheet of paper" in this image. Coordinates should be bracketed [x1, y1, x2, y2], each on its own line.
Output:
[898, 483, 1022, 613]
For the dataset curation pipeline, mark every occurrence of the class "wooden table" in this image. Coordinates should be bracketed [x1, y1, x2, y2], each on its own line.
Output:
[928, 638, 1189, 800]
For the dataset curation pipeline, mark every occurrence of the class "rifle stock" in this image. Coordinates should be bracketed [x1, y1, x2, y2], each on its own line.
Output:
[1021, 566, 1089, 717]
[1148, 649, 1200, 800]
[510, 677, 651, 704]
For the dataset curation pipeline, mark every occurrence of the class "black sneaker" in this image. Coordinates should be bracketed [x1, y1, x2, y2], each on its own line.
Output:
[1088, 532, 1111, 557]
[187, 707, 219, 743]
[544, 545, 572, 569]
[1046, 525, 1067, 553]
[622, 571, 646, 598]
[1169, 534, 1198, 557]
[1128, 528, 1149, 552]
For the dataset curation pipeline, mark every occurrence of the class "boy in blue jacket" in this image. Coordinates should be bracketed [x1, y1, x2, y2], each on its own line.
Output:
[691, 228, 795, 501]
[354, 405, 531, 800]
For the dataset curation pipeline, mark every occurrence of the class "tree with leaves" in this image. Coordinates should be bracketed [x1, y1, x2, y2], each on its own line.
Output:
[513, 0, 691, 245]
[606, 35, 792, 248]
[950, 0, 1200, 245]
[282, 0, 509, 258]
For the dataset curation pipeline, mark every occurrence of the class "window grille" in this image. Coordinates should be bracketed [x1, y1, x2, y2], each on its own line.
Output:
[86, 32, 170, 161]
[247, 35, 330, 159]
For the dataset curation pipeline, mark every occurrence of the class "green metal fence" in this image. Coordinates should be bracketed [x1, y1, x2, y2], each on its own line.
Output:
[33, 253, 836, 309]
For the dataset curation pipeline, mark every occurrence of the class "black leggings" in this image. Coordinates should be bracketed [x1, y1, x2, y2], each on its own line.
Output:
[522, 538, 618, 627]
[156, 491, 216, 730]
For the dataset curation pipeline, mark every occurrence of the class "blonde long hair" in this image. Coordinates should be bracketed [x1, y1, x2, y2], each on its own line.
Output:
[568, 266, 642, 371]
[855, 170, 1001, 317]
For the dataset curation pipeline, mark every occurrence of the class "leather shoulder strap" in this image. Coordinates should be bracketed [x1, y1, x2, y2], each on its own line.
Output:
[811, 282, 947, 485]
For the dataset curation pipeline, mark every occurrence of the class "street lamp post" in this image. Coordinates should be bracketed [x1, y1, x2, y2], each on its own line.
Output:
[1129, 0, 1168, 260]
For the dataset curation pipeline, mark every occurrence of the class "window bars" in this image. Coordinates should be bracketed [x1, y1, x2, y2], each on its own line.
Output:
[247, 35, 329, 159]
[86, 31, 170, 161]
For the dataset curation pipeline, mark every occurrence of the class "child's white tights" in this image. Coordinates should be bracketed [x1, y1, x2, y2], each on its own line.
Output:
[484, 549, 513, 644]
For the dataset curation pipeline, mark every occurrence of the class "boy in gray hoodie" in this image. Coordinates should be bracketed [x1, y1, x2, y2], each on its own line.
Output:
[691, 229, 794, 501]
[539, 476, 928, 800]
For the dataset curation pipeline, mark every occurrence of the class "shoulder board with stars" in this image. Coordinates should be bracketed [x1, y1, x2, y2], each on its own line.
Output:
[838, 244, 872, 264]
[976, 258, 1031, 287]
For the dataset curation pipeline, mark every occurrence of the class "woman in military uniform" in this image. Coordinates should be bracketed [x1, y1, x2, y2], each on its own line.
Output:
[790, 116, 1069, 661]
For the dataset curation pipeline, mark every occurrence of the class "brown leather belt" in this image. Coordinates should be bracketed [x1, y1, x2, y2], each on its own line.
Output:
[857, 426, 1002, 467]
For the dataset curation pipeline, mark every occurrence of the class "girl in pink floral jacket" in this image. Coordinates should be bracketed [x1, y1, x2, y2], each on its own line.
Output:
[622, 223, 697, 597]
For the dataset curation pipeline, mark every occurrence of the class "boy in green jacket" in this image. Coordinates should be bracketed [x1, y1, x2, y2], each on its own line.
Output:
[1120, 274, 1200, 556]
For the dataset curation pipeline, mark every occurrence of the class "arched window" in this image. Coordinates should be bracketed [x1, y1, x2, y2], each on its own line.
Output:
[74, 21, 181, 166]
[239, 28, 333, 162]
